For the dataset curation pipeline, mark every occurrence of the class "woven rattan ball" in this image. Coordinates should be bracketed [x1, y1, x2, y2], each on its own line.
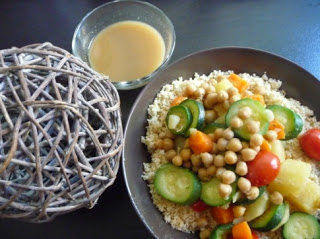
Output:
[0, 42, 123, 222]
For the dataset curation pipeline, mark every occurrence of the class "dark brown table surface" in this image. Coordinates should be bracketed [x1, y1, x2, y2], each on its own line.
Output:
[0, 0, 319, 238]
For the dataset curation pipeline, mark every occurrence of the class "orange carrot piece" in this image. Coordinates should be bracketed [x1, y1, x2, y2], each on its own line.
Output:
[260, 139, 271, 151]
[188, 130, 213, 155]
[170, 96, 187, 107]
[232, 221, 253, 239]
[269, 120, 285, 139]
[210, 206, 234, 225]
[229, 73, 249, 93]
[244, 94, 265, 106]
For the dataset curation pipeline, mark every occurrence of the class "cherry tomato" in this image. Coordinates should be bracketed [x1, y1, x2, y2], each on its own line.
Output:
[299, 128, 320, 161]
[191, 199, 209, 213]
[246, 151, 280, 187]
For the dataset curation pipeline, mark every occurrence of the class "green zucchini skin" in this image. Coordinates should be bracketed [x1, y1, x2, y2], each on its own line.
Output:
[267, 105, 303, 140]
[249, 202, 287, 231]
[226, 98, 270, 140]
[234, 186, 266, 205]
[165, 105, 193, 135]
[283, 212, 320, 239]
[203, 122, 227, 134]
[210, 223, 233, 239]
[180, 99, 205, 135]
[200, 177, 237, 206]
[154, 163, 201, 205]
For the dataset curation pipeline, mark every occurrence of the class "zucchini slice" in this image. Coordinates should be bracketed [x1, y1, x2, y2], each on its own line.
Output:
[166, 105, 192, 135]
[203, 122, 227, 134]
[283, 212, 320, 239]
[249, 202, 287, 231]
[244, 190, 270, 222]
[267, 105, 303, 140]
[234, 186, 266, 205]
[154, 163, 201, 205]
[180, 99, 205, 135]
[200, 177, 237, 206]
[210, 223, 233, 239]
[226, 98, 270, 140]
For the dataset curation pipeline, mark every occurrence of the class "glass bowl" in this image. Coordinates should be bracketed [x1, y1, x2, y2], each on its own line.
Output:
[72, 0, 176, 90]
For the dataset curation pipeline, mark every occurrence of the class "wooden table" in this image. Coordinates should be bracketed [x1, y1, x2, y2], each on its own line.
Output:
[0, 0, 319, 238]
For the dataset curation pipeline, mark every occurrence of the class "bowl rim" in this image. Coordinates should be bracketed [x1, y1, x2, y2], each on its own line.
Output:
[122, 46, 319, 238]
[71, 0, 176, 90]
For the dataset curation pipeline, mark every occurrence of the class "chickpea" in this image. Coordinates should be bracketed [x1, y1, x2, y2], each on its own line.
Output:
[163, 138, 174, 151]
[238, 177, 251, 193]
[221, 170, 236, 184]
[205, 110, 217, 123]
[191, 154, 202, 166]
[246, 120, 260, 134]
[209, 78, 218, 85]
[183, 160, 192, 169]
[222, 128, 234, 140]
[165, 149, 177, 161]
[199, 229, 211, 239]
[196, 217, 208, 228]
[205, 85, 216, 95]
[219, 183, 232, 198]
[172, 155, 183, 166]
[238, 106, 252, 119]
[229, 95, 241, 104]
[198, 168, 209, 181]
[227, 138, 242, 152]
[223, 101, 230, 110]
[214, 154, 225, 167]
[163, 129, 175, 139]
[265, 109, 275, 122]
[201, 152, 214, 167]
[233, 205, 246, 218]
[246, 186, 260, 200]
[217, 90, 229, 103]
[208, 133, 215, 141]
[270, 191, 283, 205]
[180, 148, 192, 161]
[241, 141, 249, 149]
[235, 161, 248, 176]
[217, 138, 229, 151]
[227, 87, 239, 97]
[215, 167, 226, 179]
[216, 75, 225, 82]
[207, 165, 217, 177]
[185, 83, 197, 97]
[195, 87, 206, 98]
[205, 92, 218, 108]
[251, 146, 261, 152]
[241, 148, 257, 161]
[214, 128, 224, 140]
[264, 130, 278, 142]
[214, 104, 226, 117]
[250, 133, 264, 147]
[202, 82, 209, 92]
[154, 138, 163, 149]
[211, 142, 218, 154]
[224, 151, 238, 165]
[230, 116, 243, 129]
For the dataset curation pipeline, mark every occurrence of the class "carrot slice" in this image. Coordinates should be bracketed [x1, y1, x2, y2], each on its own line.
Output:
[210, 206, 234, 224]
[244, 94, 265, 106]
[232, 221, 253, 239]
[170, 96, 187, 107]
[269, 120, 285, 139]
[229, 73, 249, 93]
[188, 130, 213, 154]
[260, 139, 271, 151]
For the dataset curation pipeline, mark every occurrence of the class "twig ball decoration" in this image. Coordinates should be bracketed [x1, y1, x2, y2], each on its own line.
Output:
[0, 42, 123, 222]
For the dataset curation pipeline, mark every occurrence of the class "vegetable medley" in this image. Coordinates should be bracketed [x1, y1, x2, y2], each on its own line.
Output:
[143, 72, 320, 239]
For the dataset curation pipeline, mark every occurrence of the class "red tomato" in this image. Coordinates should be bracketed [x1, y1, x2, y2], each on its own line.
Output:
[246, 151, 280, 187]
[299, 128, 320, 161]
[191, 199, 209, 213]
[227, 231, 259, 239]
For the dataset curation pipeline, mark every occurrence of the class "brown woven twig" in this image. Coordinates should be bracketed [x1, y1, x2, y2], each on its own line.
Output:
[0, 42, 123, 222]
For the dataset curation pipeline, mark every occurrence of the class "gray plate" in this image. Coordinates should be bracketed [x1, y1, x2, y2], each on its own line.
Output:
[123, 47, 320, 239]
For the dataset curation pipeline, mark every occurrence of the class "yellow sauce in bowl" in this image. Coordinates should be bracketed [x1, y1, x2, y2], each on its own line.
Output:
[89, 20, 165, 82]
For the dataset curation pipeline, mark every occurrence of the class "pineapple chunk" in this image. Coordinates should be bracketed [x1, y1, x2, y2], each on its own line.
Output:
[270, 140, 286, 163]
[286, 179, 320, 214]
[215, 79, 234, 92]
[268, 159, 311, 196]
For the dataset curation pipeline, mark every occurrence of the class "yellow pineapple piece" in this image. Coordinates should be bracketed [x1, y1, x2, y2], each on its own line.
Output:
[215, 79, 234, 92]
[268, 159, 311, 196]
[286, 179, 320, 214]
